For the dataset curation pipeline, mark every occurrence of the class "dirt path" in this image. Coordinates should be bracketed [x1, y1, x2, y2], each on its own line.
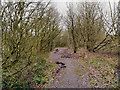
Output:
[46, 48, 90, 88]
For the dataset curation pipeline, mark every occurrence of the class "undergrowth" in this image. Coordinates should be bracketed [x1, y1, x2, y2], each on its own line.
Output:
[2, 53, 56, 89]
[77, 52, 119, 88]
[88, 57, 119, 88]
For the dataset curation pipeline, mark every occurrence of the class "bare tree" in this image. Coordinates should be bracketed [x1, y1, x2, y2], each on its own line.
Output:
[117, 1, 120, 87]
[76, 2, 106, 52]
[118, 1, 120, 52]
[92, 2, 118, 52]
[65, 2, 118, 52]
[65, 3, 77, 53]
[1, 1, 61, 76]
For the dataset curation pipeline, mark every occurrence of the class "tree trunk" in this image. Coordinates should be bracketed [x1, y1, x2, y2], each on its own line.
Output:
[71, 21, 77, 53]
[50, 41, 53, 51]
[117, 1, 120, 87]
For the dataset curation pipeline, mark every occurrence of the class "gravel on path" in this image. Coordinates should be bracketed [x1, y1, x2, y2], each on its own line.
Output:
[46, 48, 90, 88]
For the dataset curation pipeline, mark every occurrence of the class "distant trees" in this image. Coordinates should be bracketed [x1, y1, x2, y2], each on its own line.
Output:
[65, 2, 118, 53]
[65, 3, 77, 53]
[31, 3, 61, 54]
[1, 1, 61, 76]
[54, 30, 69, 47]
[92, 2, 118, 52]
[76, 2, 106, 52]
[1, 1, 119, 75]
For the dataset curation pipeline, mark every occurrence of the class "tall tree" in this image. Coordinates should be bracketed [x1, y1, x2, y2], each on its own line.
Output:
[118, 1, 120, 52]
[1, 1, 61, 76]
[76, 2, 105, 52]
[65, 2, 118, 52]
[65, 3, 77, 53]
[117, 1, 120, 87]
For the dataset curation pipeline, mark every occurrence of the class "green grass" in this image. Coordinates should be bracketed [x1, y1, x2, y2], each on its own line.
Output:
[2, 53, 56, 88]
[88, 57, 118, 88]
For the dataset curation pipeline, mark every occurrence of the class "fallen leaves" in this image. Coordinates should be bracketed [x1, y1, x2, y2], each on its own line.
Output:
[88, 57, 118, 88]
[75, 49, 119, 88]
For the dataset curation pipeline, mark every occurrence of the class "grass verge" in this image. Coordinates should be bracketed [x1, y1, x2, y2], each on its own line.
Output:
[2, 53, 56, 88]
[88, 56, 119, 88]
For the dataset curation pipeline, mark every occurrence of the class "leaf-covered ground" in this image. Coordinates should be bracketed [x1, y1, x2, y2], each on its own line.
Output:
[2, 48, 119, 88]
[46, 48, 119, 88]
[2, 53, 57, 88]
[75, 48, 119, 88]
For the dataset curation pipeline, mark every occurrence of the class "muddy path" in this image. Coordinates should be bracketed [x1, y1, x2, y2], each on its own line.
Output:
[46, 48, 90, 88]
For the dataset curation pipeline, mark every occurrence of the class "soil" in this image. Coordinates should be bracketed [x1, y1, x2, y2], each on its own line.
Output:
[44, 47, 119, 88]
[46, 48, 90, 88]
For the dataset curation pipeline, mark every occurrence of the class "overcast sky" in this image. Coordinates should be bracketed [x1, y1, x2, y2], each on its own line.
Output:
[1, 0, 119, 16]
[52, 0, 119, 16]
[50, 0, 119, 30]
[1, 0, 119, 31]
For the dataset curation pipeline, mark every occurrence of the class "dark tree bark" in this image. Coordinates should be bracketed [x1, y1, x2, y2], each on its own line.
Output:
[117, 1, 120, 87]
[71, 19, 77, 53]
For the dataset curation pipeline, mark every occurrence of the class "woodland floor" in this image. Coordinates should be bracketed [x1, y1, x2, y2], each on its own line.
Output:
[45, 48, 119, 88]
